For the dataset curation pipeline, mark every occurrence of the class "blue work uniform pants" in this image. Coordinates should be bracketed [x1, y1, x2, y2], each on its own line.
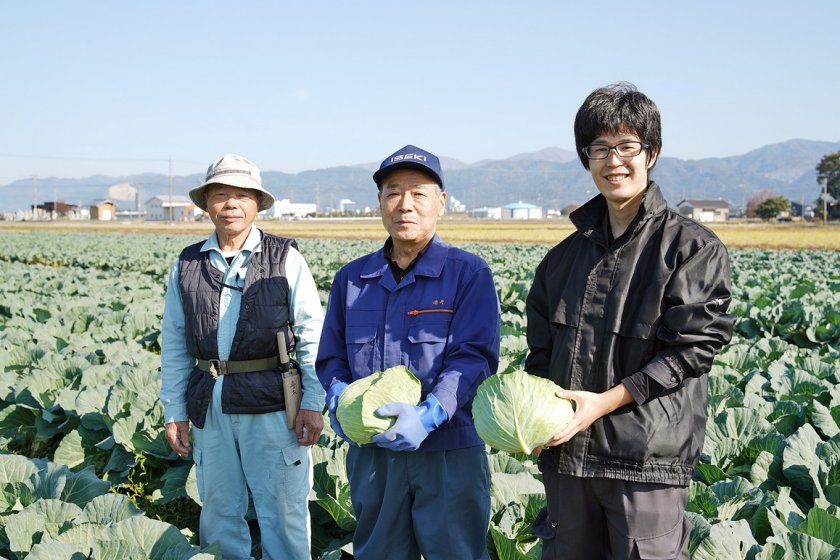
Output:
[192, 380, 312, 560]
[346, 445, 491, 560]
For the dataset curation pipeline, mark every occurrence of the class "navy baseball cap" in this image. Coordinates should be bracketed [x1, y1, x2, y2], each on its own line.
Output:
[372, 144, 444, 190]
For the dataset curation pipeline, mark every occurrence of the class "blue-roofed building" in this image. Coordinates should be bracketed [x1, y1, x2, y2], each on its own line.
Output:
[502, 201, 543, 220]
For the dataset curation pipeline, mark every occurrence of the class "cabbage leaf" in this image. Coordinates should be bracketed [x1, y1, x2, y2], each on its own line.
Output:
[473, 369, 573, 455]
[336, 365, 422, 445]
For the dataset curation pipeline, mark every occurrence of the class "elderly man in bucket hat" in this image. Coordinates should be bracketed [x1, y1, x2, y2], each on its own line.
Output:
[316, 145, 501, 560]
[161, 154, 325, 559]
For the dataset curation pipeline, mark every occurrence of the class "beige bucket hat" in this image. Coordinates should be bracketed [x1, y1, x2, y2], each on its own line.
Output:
[189, 154, 276, 212]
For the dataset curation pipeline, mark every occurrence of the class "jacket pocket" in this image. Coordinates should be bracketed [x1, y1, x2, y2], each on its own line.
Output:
[406, 325, 449, 343]
[607, 320, 659, 385]
[406, 321, 449, 384]
[345, 325, 376, 376]
[547, 309, 579, 389]
[593, 393, 681, 465]
[550, 307, 576, 329]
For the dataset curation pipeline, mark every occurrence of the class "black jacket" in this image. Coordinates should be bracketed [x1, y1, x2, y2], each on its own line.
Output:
[525, 183, 735, 485]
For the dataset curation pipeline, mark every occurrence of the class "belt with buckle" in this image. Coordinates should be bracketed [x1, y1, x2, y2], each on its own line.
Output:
[196, 356, 280, 378]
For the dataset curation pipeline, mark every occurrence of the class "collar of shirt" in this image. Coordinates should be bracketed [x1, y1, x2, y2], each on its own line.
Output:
[200, 226, 262, 285]
[360, 234, 448, 290]
[383, 236, 434, 283]
[601, 206, 643, 248]
[200, 226, 263, 255]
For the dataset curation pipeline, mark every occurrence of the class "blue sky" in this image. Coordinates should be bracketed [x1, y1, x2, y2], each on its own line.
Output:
[2, 1, 839, 185]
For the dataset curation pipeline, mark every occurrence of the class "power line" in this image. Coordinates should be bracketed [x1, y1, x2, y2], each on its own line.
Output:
[0, 153, 202, 165]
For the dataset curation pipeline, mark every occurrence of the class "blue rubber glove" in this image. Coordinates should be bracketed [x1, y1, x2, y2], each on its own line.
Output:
[371, 394, 448, 451]
[326, 381, 356, 446]
[326, 381, 348, 415]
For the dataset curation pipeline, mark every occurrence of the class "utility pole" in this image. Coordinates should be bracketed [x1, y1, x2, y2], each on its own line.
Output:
[32, 175, 38, 217]
[168, 158, 173, 224]
[824, 176, 829, 224]
[801, 189, 805, 219]
[135, 181, 143, 223]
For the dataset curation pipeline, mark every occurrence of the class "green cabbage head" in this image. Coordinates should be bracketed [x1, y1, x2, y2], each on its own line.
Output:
[336, 365, 422, 444]
[472, 369, 574, 454]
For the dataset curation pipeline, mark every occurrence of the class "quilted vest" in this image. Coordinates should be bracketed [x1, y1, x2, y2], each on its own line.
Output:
[178, 232, 296, 428]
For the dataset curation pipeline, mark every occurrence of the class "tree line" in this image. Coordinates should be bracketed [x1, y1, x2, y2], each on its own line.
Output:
[746, 150, 840, 220]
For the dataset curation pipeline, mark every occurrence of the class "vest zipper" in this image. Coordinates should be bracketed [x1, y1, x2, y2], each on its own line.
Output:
[407, 309, 455, 316]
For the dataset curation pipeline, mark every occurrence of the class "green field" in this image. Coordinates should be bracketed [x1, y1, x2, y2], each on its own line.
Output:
[1, 231, 839, 558]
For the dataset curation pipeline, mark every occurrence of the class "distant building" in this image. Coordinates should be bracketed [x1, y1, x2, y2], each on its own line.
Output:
[447, 194, 466, 213]
[791, 201, 815, 220]
[90, 200, 116, 221]
[503, 201, 543, 220]
[469, 206, 502, 219]
[34, 201, 79, 218]
[339, 198, 356, 213]
[145, 195, 201, 221]
[676, 199, 731, 222]
[271, 199, 317, 219]
[816, 192, 839, 219]
[562, 204, 581, 216]
[115, 210, 146, 220]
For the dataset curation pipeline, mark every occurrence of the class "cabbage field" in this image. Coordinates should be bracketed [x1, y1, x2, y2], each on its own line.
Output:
[1, 231, 839, 559]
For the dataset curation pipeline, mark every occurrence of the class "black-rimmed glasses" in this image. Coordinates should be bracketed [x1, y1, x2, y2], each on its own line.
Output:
[582, 141, 649, 160]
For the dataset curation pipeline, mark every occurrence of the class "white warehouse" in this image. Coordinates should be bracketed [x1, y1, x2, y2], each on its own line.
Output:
[272, 199, 317, 219]
[503, 201, 543, 220]
[469, 206, 502, 219]
[145, 195, 202, 221]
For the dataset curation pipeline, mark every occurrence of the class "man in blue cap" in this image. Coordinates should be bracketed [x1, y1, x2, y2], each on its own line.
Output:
[316, 145, 501, 560]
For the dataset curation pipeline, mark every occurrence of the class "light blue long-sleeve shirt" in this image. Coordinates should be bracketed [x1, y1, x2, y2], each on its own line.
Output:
[160, 226, 325, 423]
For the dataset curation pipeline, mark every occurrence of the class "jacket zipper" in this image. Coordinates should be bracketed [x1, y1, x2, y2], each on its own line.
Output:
[407, 309, 455, 316]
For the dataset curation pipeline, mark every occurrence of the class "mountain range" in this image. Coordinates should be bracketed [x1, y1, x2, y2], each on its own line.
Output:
[2, 139, 838, 214]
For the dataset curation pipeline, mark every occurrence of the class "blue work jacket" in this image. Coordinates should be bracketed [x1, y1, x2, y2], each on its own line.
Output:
[316, 235, 501, 451]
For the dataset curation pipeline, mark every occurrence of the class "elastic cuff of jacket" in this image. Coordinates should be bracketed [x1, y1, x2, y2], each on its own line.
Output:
[326, 381, 349, 414]
[431, 388, 459, 421]
[620, 377, 647, 406]
[641, 356, 681, 390]
[418, 394, 448, 433]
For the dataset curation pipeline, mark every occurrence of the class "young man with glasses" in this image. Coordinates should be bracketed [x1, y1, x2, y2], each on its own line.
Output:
[525, 83, 735, 559]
